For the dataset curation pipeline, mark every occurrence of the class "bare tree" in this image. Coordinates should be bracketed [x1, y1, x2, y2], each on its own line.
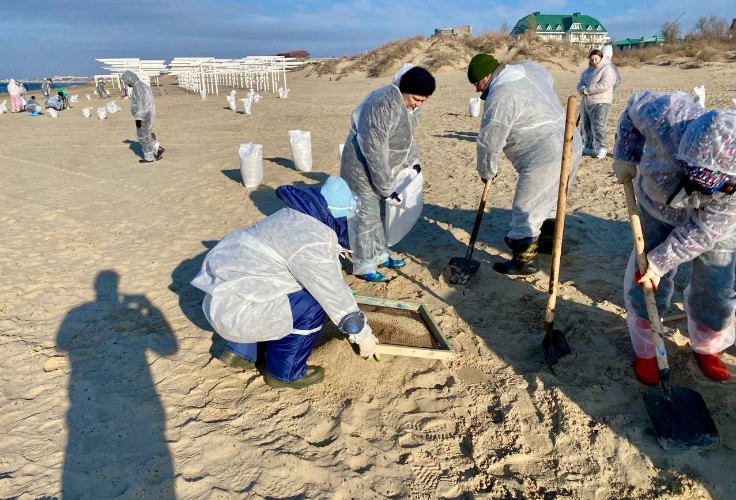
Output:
[499, 21, 509, 34]
[661, 21, 681, 43]
[691, 16, 729, 39]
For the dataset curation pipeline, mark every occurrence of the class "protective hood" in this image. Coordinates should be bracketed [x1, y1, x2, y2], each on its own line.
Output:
[120, 70, 140, 86]
[275, 185, 350, 248]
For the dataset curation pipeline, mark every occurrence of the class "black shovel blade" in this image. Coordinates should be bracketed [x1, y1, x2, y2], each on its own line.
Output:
[644, 386, 720, 450]
[542, 329, 571, 366]
[447, 257, 480, 285]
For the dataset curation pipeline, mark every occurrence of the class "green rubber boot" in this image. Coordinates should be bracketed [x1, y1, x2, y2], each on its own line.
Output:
[219, 350, 256, 370]
[493, 238, 539, 275]
[265, 366, 325, 389]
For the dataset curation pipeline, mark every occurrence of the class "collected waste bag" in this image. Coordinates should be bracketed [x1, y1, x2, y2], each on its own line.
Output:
[288, 129, 313, 172]
[82, 107, 92, 118]
[105, 100, 121, 113]
[384, 167, 423, 246]
[469, 97, 481, 117]
[97, 107, 107, 120]
[226, 95, 236, 110]
[239, 143, 263, 187]
[47, 108, 58, 118]
[240, 97, 253, 115]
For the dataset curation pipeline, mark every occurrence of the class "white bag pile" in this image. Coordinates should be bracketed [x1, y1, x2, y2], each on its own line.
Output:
[105, 101, 121, 113]
[82, 107, 92, 118]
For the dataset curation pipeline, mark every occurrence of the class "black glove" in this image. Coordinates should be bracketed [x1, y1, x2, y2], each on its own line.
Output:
[135, 119, 142, 129]
[412, 164, 421, 174]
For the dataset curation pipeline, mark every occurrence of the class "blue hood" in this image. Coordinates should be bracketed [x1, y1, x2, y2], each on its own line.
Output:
[276, 185, 350, 249]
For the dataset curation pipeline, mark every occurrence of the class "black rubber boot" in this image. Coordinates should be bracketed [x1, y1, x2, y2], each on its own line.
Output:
[493, 237, 539, 275]
[537, 218, 556, 255]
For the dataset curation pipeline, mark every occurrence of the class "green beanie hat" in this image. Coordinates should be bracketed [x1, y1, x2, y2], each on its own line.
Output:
[467, 53, 500, 84]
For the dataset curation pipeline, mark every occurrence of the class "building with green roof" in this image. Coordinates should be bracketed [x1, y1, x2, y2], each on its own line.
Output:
[512, 12, 609, 50]
[612, 35, 666, 51]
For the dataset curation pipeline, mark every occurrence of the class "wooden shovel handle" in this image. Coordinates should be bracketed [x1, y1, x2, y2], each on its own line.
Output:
[544, 96, 577, 330]
[465, 179, 493, 260]
[622, 179, 670, 374]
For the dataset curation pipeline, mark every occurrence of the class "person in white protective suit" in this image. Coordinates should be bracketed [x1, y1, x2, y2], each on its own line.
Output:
[120, 70, 164, 163]
[612, 91, 736, 384]
[340, 65, 435, 282]
[577, 48, 617, 158]
[191, 176, 380, 389]
[467, 54, 583, 275]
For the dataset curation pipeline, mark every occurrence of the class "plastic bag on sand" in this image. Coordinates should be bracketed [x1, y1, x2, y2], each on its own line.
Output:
[384, 167, 423, 246]
[239, 97, 253, 115]
[226, 95, 236, 110]
[0, 100, 7, 113]
[70, 94, 79, 103]
[85, 94, 91, 100]
[105, 100, 121, 113]
[278, 88, 290, 98]
[97, 107, 107, 120]
[288, 130, 313, 172]
[239, 143, 263, 187]
[252, 94, 262, 103]
[82, 107, 92, 118]
[47, 108, 58, 118]
[469, 97, 481, 117]
[200, 90, 207, 100]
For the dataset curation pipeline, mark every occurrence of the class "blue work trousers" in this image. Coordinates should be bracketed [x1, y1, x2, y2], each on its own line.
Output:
[224, 290, 326, 382]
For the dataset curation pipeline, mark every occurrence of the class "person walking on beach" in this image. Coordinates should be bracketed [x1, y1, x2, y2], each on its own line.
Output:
[7, 79, 22, 112]
[120, 70, 164, 163]
[191, 176, 380, 389]
[467, 53, 582, 275]
[612, 91, 736, 385]
[340, 65, 435, 282]
[41, 78, 53, 97]
[577, 48, 617, 158]
[96, 79, 108, 99]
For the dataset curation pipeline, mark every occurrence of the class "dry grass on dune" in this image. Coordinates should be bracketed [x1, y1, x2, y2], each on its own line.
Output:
[307, 32, 589, 78]
[307, 33, 736, 78]
[612, 39, 736, 68]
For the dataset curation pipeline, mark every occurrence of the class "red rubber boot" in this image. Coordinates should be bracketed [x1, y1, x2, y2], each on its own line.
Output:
[695, 353, 730, 381]
[634, 356, 660, 386]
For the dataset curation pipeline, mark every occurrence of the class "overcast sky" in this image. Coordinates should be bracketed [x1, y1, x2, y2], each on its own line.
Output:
[2, 0, 733, 79]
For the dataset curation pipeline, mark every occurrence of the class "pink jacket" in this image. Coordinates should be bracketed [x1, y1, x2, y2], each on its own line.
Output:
[577, 60, 616, 105]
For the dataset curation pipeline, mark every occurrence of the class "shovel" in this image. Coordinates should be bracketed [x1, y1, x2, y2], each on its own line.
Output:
[622, 179, 719, 450]
[542, 96, 578, 366]
[448, 179, 492, 285]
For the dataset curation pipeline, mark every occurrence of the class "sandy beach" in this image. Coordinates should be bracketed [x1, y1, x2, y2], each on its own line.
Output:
[1, 60, 735, 498]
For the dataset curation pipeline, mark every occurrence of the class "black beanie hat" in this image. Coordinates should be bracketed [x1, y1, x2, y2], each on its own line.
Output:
[399, 67, 436, 96]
